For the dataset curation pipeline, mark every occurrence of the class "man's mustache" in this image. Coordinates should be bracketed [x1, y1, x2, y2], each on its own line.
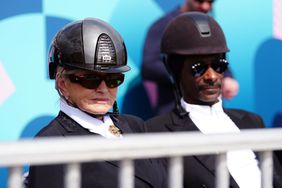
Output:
[198, 82, 221, 89]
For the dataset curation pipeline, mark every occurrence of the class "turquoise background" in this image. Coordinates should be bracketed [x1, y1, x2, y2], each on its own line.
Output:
[0, 0, 281, 187]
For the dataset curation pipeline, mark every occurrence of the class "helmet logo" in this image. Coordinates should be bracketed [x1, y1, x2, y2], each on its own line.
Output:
[102, 55, 112, 62]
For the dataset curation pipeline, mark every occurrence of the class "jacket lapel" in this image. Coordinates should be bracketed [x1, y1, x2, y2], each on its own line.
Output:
[57, 111, 94, 136]
[224, 109, 262, 130]
[57, 112, 123, 176]
[224, 109, 265, 187]
[165, 112, 217, 172]
[224, 109, 247, 130]
[165, 111, 240, 187]
[57, 112, 134, 136]
[57, 112, 154, 186]
[165, 111, 199, 132]
[110, 115, 133, 134]
[58, 112, 154, 187]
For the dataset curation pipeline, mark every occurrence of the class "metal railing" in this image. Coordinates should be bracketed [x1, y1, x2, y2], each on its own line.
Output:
[1, 128, 282, 188]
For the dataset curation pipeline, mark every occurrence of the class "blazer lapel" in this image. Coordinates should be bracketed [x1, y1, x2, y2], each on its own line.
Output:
[165, 111, 199, 132]
[58, 112, 153, 185]
[224, 109, 246, 129]
[164, 112, 216, 173]
[165, 111, 240, 187]
[224, 109, 255, 130]
[58, 112, 133, 136]
[57, 111, 94, 136]
[110, 115, 133, 134]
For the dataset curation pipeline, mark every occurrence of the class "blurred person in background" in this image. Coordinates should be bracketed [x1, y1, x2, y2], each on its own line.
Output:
[28, 18, 167, 188]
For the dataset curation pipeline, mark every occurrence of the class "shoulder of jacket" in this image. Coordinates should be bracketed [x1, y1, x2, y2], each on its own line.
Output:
[116, 114, 144, 123]
[144, 112, 175, 132]
[226, 108, 260, 118]
[35, 112, 67, 137]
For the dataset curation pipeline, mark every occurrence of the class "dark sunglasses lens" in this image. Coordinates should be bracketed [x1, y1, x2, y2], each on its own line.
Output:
[67, 75, 102, 89]
[192, 63, 208, 77]
[212, 59, 228, 74]
[67, 74, 124, 89]
[192, 59, 228, 77]
[105, 74, 124, 88]
[80, 79, 101, 89]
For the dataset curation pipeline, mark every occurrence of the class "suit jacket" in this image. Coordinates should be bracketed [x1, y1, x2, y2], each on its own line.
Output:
[28, 111, 167, 188]
[145, 108, 282, 188]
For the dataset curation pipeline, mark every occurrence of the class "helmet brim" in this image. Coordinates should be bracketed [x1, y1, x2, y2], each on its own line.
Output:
[63, 64, 131, 74]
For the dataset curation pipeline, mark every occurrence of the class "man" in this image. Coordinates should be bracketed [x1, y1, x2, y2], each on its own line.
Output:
[145, 12, 282, 187]
[141, 0, 239, 116]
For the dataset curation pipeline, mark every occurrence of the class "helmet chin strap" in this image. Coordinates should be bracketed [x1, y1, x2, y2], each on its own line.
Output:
[162, 55, 188, 118]
[104, 101, 119, 117]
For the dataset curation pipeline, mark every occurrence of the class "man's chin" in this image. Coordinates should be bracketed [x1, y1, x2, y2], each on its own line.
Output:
[199, 95, 220, 105]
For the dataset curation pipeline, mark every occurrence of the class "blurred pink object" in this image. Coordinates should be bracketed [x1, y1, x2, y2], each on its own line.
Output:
[273, 0, 282, 40]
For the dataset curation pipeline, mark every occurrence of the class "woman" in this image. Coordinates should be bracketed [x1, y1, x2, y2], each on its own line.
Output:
[28, 18, 167, 188]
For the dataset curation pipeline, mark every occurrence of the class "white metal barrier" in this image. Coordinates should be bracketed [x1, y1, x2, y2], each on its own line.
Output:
[1, 128, 282, 188]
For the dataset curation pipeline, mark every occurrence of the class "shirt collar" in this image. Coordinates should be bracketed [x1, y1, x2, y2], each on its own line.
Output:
[180, 97, 224, 116]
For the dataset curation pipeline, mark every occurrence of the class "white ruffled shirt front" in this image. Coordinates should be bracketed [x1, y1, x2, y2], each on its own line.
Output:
[60, 99, 122, 139]
[181, 98, 261, 188]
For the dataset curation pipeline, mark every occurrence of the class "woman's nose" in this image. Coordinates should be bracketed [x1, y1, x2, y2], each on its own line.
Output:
[96, 80, 108, 92]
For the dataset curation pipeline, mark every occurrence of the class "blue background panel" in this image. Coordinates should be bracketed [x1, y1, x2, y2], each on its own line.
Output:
[0, 0, 42, 20]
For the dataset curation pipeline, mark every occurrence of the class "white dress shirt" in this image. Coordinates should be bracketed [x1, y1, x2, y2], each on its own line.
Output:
[181, 98, 261, 188]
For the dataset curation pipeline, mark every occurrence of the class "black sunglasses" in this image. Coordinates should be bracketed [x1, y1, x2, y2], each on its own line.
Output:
[195, 0, 214, 3]
[65, 73, 124, 89]
[191, 59, 228, 77]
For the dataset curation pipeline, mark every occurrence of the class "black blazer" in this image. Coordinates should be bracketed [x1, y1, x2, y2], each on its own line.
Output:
[28, 111, 167, 188]
[145, 108, 282, 188]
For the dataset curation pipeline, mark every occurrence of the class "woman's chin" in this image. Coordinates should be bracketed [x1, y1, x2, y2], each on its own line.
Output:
[84, 105, 111, 115]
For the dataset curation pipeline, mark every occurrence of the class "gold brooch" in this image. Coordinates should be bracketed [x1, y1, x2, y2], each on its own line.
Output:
[109, 125, 122, 137]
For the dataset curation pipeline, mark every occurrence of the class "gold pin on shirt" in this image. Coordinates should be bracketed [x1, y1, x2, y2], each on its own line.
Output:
[109, 125, 122, 137]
